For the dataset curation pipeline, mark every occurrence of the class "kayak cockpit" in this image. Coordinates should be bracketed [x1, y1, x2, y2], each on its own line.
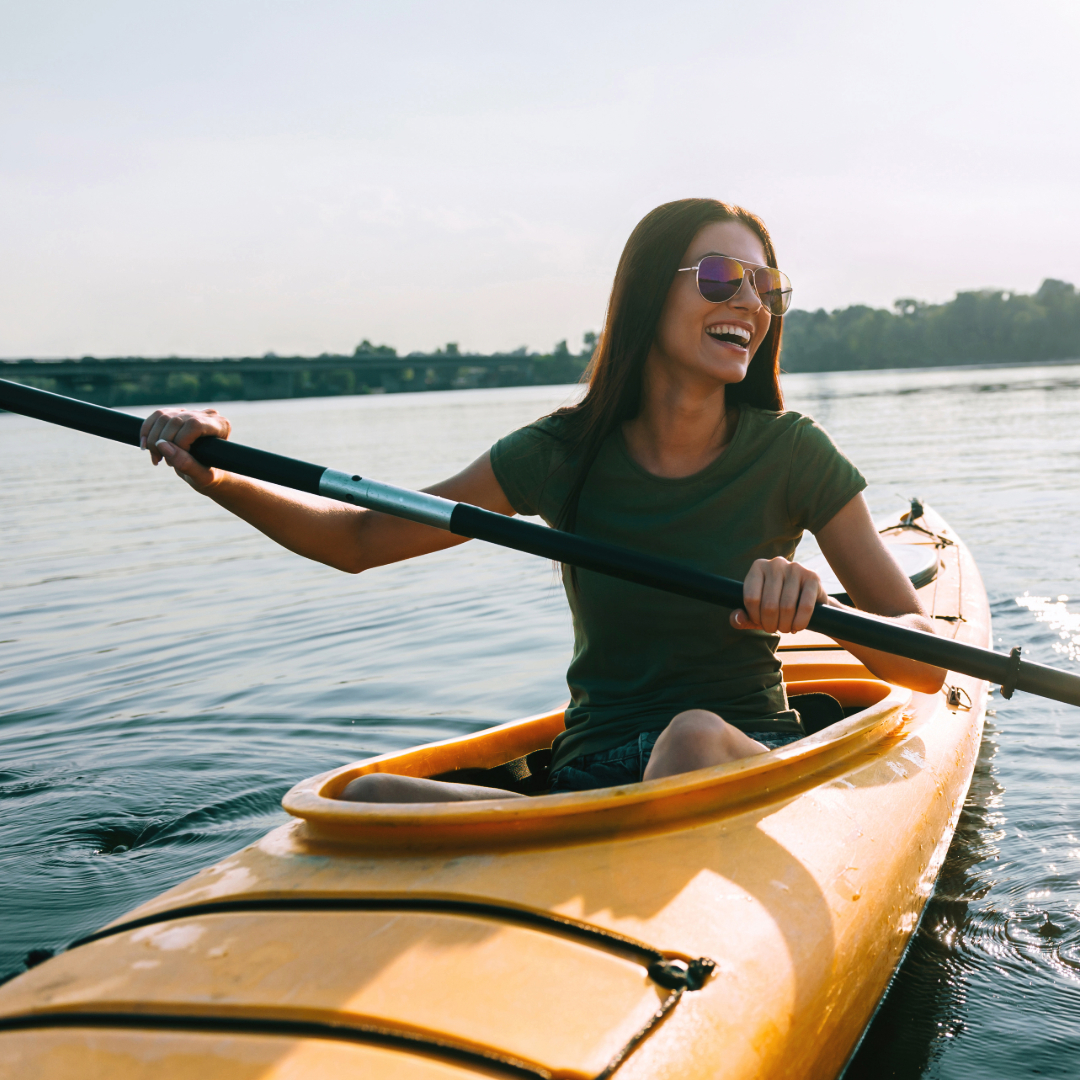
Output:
[281, 674, 909, 851]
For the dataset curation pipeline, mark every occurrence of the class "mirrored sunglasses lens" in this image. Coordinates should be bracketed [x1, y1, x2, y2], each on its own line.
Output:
[753, 268, 793, 315]
[696, 256, 744, 303]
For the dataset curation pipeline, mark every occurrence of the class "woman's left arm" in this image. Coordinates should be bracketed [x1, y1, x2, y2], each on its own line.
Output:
[813, 494, 945, 692]
[734, 493, 946, 694]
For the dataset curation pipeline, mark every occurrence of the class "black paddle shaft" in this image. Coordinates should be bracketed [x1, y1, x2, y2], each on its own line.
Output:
[0, 378, 326, 493]
[4, 377, 1079, 708]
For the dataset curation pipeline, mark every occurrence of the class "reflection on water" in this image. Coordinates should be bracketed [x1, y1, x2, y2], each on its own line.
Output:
[845, 722, 1004, 1077]
[3, 365, 1080, 1076]
[1015, 594, 1080, 664]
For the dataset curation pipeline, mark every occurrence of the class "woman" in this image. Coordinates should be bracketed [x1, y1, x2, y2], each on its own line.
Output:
[141, 198, 945, 802]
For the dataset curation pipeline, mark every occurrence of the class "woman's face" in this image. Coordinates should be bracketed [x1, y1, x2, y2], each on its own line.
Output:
[651, 220, 773, 389]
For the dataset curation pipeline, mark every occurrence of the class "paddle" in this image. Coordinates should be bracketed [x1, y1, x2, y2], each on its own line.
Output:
[3, 376, 1078, 707]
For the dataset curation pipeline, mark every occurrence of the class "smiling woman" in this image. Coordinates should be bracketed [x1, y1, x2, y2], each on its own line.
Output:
[138, 197, 945, 803]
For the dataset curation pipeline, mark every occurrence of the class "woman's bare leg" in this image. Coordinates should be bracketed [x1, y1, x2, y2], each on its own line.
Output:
[339, 773, 527, 804]
[342, 709, 768, 800]
[642, 709, 768, 782]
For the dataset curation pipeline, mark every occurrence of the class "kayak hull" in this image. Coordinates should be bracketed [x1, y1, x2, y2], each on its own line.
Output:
[0, 506, 990, 1080]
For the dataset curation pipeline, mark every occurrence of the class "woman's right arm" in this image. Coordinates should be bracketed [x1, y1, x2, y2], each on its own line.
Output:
[141, 408, 516, 574]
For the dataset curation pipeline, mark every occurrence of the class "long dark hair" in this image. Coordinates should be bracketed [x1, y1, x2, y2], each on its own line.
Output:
[553, 197, 784, 535]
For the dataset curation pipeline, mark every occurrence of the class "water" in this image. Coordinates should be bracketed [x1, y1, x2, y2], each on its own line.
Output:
[2, 365, 1080, 1076]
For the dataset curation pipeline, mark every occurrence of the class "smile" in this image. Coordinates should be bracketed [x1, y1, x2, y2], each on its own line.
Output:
[705, 323, 751, 347]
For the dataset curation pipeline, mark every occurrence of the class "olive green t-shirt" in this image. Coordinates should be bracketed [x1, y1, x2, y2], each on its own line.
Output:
[489, 406, 866, 772]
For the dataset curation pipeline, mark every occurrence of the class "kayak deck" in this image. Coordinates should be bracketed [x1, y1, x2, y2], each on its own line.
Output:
[0, 506, 989, 1080]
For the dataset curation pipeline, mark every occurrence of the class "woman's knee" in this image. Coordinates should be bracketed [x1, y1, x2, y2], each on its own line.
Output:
[662, 709, 728, 752]
[651, 709, 766, 767]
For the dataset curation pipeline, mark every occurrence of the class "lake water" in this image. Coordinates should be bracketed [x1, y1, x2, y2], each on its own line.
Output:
[2, 363, 1080, 1077]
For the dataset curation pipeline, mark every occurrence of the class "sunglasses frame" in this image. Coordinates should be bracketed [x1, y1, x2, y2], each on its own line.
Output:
[677, 255, 792, 316]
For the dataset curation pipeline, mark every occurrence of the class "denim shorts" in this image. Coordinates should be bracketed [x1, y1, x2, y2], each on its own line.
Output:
[548, 728, 804, 794]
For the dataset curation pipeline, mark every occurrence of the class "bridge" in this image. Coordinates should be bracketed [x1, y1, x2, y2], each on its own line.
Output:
[0, 352, 585, 408]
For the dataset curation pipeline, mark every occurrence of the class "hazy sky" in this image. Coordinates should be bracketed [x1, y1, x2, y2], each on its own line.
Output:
[2, 0, 1078, 358]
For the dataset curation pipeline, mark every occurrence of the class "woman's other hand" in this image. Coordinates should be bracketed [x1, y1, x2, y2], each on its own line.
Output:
[139, 407, 231, 491]
[732, 557, 826, 634]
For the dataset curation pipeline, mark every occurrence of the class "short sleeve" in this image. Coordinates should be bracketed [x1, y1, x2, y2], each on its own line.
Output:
[489, 418, 569, 519]
[786, 416, 867, 534]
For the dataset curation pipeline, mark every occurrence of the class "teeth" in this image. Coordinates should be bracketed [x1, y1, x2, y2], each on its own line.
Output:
[706, 324, 751, 344]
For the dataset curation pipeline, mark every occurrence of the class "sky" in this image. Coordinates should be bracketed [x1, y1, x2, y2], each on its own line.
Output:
[2, 0, 1079, 359]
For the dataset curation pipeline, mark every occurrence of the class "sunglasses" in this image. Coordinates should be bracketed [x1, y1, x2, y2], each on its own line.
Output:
[677, 255, 793, 316]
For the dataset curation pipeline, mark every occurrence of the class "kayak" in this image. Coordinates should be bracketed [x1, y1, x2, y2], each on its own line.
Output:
[0, 503, 989, 1080]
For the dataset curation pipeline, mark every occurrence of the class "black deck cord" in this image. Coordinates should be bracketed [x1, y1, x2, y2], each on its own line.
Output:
[26, 895, 716, 1080]
[0, 1011, 554, 1080]
[69, 896, 669, 966]
[67, 896, 718, 996]
[595, 988, 685, 1080]
[0, 994, 711, 1080]
[3, 377, 1076, 707]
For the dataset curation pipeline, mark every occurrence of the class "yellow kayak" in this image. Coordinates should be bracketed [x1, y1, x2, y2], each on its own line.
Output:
[0, 505, 989, 1080]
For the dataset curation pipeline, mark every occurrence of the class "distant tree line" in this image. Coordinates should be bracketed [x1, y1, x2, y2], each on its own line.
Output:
[353, 333, 595, 385]
[780, 279, 1080, 372]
